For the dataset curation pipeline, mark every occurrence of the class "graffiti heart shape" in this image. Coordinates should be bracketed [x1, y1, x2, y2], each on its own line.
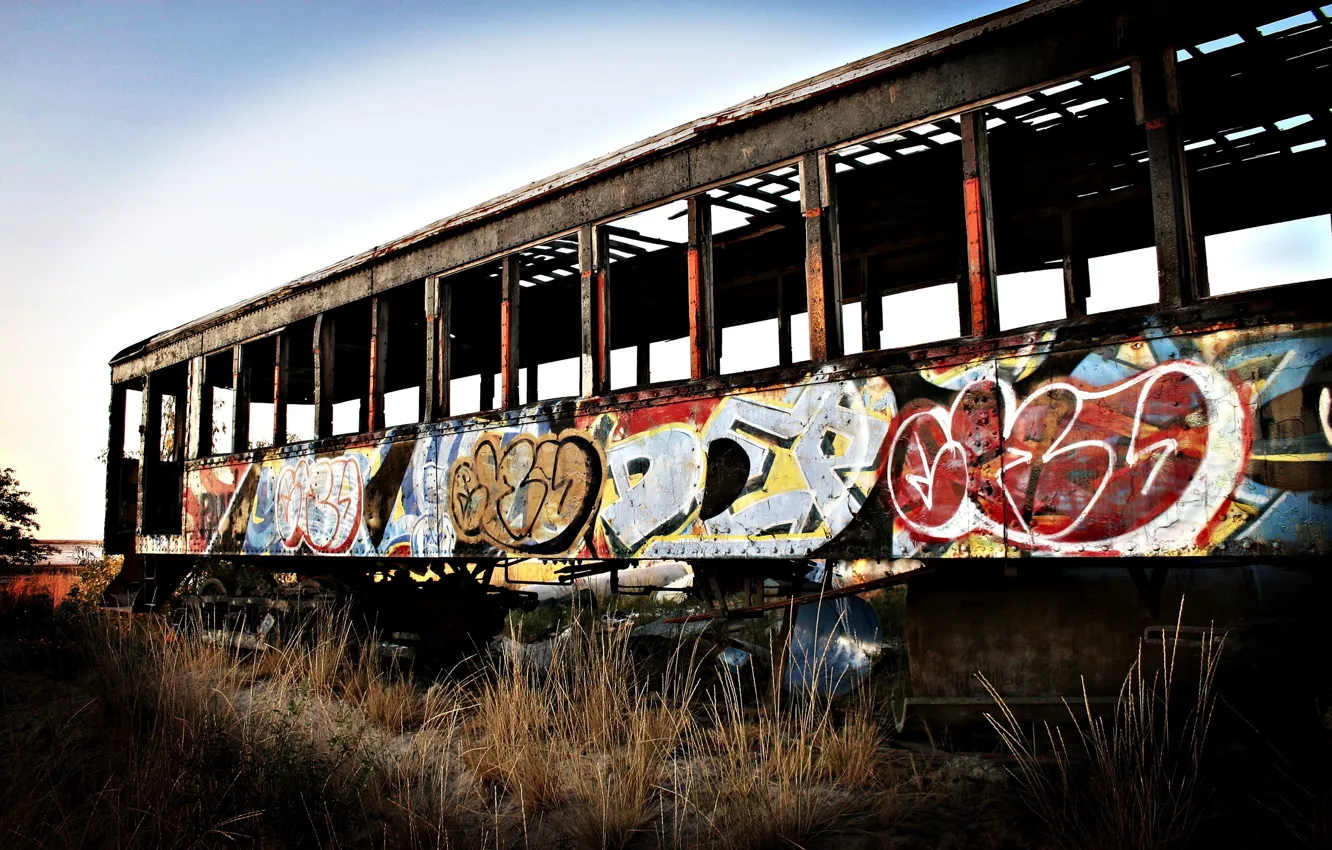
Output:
[886, 361, 1247, 555]
[449, 431, 604, 554]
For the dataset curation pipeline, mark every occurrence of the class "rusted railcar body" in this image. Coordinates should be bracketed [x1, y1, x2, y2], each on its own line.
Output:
[163, 308, 1331, 563]
[104, 0, 1332, 706]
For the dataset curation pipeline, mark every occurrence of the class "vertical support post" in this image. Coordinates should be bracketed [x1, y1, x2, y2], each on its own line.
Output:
[425, 277, 450, 421]
[137, 374, 159, 535]
[273, 333, 289, 447]
[368, 295, 388, 431]
[104, 382, 126, 544]
[801, 151, 843, 361]
[636, 343, 651, 386]
[1135, 48, 1202, 307]
[777, 272, 792, 366]
[501, 254, 520, 409]
[1061, 211, 1090, 318]
[188, 356, 211, 460]
[230, 344, 249, 451]
[860, 257, 881, 352]
[580, 224, 611, 397]
[959, 111, 998, 337]
[687, 195, 716, 379]
[313, 313, 334, 439]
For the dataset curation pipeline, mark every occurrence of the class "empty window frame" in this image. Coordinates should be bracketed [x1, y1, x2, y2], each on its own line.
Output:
[141, 363, 186, 534]
[1177, 10, 1332, 295]
[983, 65, 1157, 329]
[443, 260, 502, 417]
[709, 164, 807, 374]
[203, 349, 234, 454]
[240, 337, 278, 449]
[322, 299, 372, 436]
[282, 316, 318, 443]
[603, 200, 691, 389]
[833, 119, 968, 351]
[515, 234, 582, 402]
[377, 281, 426, 427]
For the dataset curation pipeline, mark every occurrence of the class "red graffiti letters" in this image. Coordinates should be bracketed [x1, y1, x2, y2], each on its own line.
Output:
[275, 457, 364, 553]
[887, 361, 1247, 554]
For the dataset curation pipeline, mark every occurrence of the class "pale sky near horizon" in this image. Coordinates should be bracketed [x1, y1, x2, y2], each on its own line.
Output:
[2, 0, 1028, 538]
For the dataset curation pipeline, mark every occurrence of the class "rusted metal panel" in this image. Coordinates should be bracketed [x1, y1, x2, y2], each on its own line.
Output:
[423, 277, 448, 422]
[1135, 49, 1203, 308]
[113, 0, 1178, 381]
[687, 196, 716, 380]
[313, 314, 334, 439]
[137, 374, 158, 536]
[273, 333, 289, 447]
[170, 305, 1332, 561]
[578, 224, 611, 397]
[368, 295, 388, 432]
[230, 344, 249, 451]
[959, 111, 998, 338]
[802, 152, 843, 362]
[500, 255, 520, 409]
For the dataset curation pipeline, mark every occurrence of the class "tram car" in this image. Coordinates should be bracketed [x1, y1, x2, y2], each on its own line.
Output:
[104, 0, 1332, 717]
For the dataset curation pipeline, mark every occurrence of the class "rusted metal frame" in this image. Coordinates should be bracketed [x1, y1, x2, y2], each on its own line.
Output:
[273, 333, 289, 447]
[1061, 210, 1090, 318]
[800, 151, 844, 361]
[230, 344, 250, 451]
[103, 382, 127, 546]
[368, 295, 389, 431]
[687, 195, 717, 379]
[313, 314, 334, 439]
[579, 224, 611, 397]
[188, 356, 211, 460]
[424, 276, 450, 421]
[137, 374, 159, 535]
[500, 254, 521, 409]
[776, 271, 793, 366]
[1134, 48, 1204, 307]
[113, 4, 1152, 384]
[665, 566, 934, 624]
[860, 256, 882, 352]
[959, 110, 999, 337]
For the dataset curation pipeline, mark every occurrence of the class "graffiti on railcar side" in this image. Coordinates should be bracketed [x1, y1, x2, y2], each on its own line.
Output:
[449, 431, 604, 554]
[886, 360, 1245, 554]
[274, 457, 364, 554]
[170, 325, 1332, 560]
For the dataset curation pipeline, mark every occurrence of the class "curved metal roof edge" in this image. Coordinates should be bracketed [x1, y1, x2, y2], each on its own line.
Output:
[112, 0, 1078, 367]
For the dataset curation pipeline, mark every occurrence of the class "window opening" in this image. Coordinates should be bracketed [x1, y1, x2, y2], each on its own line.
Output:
[709, 165, 806, 374]
[444, 260, 502, 417]
[204, 350, 233, 454]
[282, 316, 317, 443]
[123, 388, 143, 458]
[380, 280, 425, 427]
[983, 65, 1156, 328]
[604, 200, 690, 388]
[328, 299, 371, 435]
[833, 117, 968, 351]
[142, 362, 186, 534]
[241, 338, 276, 449]
[1178, 11, 1332, 295]
[516, 234, 581, 401]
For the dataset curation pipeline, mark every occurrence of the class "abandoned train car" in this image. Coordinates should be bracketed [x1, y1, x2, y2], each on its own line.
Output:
[104, 0, 1332, 705]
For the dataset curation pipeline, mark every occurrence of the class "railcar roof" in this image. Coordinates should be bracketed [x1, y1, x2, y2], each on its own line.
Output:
[112, 0, 1088, 366]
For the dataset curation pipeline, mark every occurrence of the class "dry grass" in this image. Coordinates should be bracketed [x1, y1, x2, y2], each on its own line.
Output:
[981, 600, 1224, 850]
[0, 597, 1044, 849]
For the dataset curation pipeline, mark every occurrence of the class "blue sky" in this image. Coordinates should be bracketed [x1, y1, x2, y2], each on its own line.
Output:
[0, 1, 1017, 537]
